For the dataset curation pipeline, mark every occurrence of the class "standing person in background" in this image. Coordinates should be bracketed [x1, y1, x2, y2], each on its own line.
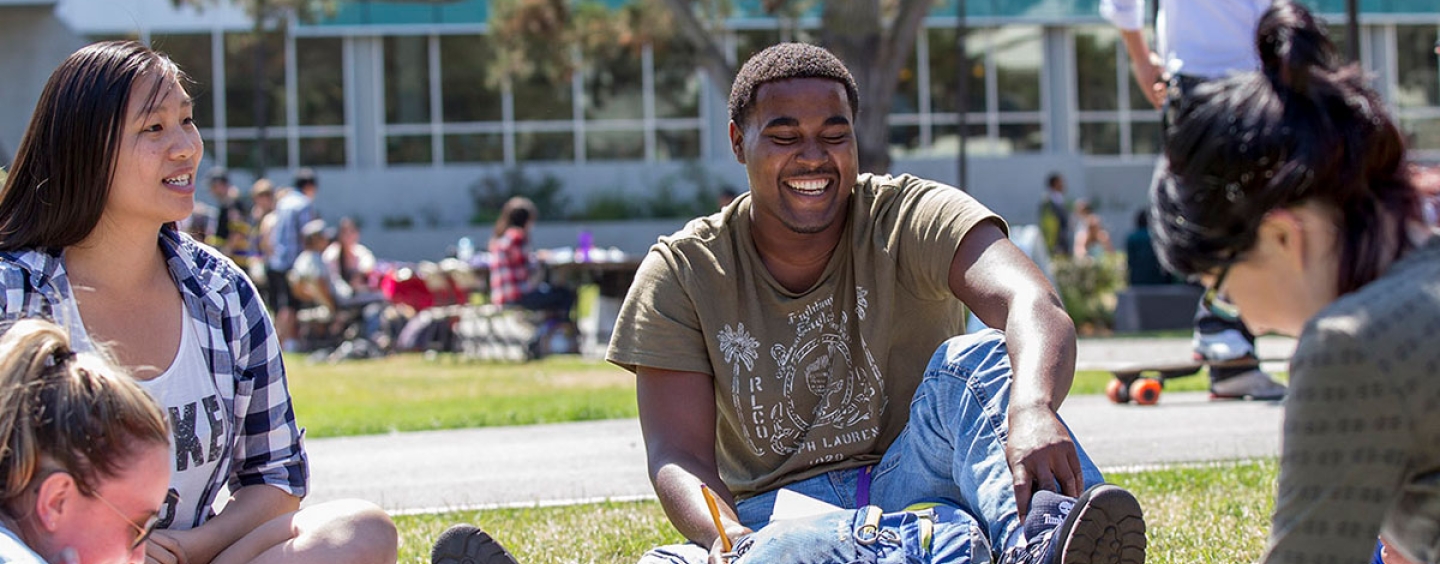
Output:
[247, 179, 277, 291]
[0, 40, 396, 564]
[0, 318, 172, 564]
[1150, 4, 1439, 562]
[205, 167, 250, 262]
[1037, 173, 1072, 260]
[1102, 0, 1285, 401]
[265, 169, 319, 353]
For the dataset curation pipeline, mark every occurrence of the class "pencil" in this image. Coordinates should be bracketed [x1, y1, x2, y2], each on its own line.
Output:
[700, 484, 733, 552]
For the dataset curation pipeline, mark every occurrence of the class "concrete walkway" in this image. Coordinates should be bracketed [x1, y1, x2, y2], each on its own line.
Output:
[302, 336, 1296, 514]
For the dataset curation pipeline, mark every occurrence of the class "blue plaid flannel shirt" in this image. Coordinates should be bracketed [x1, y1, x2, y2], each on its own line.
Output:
[0, 228, 309, 527]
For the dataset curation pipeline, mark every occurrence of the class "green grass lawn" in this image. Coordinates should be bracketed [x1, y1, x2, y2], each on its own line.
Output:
[286, 354, 637, 438]
[392, 459, 1279, 564]
[287, 352, 1278, 438]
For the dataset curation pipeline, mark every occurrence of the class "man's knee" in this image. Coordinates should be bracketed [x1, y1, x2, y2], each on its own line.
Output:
[927, 329, 1011, 380]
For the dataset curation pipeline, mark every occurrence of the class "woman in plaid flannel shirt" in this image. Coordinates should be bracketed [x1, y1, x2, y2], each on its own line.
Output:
[0, 41, 397, 564]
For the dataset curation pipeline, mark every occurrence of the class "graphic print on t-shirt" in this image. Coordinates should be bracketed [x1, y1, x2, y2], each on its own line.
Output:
[720, 286, 885, 466]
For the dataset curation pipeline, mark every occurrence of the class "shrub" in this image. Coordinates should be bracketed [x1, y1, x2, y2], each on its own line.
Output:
[1053, 253, 1126, 334]
[470, 167, 570, 225]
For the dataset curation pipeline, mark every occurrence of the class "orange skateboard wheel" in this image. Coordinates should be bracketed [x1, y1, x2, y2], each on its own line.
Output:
[1106, 378, 1131, 404]
[1130, 378, 1162, 405]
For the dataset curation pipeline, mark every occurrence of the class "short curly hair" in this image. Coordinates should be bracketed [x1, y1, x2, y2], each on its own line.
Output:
[728, 42, 859, 127]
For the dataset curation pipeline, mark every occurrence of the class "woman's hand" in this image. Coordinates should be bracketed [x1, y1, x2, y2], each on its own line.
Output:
[144, 531, 190, 564]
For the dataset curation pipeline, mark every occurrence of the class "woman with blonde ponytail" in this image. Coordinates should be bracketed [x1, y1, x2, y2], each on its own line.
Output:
[1149, 2, 1440, 563]
[0, 318, 171, 564]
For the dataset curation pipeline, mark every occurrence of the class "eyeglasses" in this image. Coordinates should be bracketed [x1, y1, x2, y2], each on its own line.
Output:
[1200, 263, 1241, 321]
[92, 489, 174, 551]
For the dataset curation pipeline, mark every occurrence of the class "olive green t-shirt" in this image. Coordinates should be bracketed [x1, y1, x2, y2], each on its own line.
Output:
[1262, 236, 1440, 564]
[607, 173, 1005, 498]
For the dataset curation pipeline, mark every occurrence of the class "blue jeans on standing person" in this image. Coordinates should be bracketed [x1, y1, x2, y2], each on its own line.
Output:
[638, 329, 1106, 564]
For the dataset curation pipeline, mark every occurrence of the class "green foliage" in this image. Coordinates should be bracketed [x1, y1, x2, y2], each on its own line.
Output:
[1053, 253, 1126, 334]
[469, 167, 571, 225]
[380, 214, 415, 231]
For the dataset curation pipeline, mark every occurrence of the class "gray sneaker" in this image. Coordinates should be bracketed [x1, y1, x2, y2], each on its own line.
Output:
[432, 524, 519, 564]
[1209, 368, 1286, 401]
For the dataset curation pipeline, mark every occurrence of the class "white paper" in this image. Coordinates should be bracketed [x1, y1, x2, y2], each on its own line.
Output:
[769, 488, 845, 522]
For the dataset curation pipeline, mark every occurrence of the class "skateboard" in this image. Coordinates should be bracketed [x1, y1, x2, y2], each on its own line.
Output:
[1105, 357, 1279, 405]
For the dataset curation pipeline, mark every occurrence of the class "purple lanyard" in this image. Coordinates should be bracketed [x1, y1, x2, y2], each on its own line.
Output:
[857, 465, 873, 507]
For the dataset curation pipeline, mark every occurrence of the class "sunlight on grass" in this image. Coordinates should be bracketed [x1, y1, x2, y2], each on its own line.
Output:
[391, 459, 1279, 564]
[287, 354, 637, 438]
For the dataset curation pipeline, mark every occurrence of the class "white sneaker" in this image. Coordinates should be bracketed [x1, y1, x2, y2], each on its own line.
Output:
[1210, 369, 1286, 401]
[1193, 328, 1255, 362]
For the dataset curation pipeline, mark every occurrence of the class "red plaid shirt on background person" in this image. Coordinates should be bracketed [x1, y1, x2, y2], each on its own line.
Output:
[489, 226, 533, 305]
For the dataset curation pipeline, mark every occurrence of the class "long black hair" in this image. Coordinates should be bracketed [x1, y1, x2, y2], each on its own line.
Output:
[0, 41, 185, 251]
[1150, 0, 1420, 295]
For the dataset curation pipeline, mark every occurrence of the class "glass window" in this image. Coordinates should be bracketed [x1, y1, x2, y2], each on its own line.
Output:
[513, 71, 572, 121]
[1074, 27, 1120, 112]
[440, 35, 502, 123]
[654, 38, 701, 119]
[892, 49, 920, 115]
[1079, 122, 1120, 155]
[515, 131, 574, 161]
[585, 130, 644, 160]
[225, 31, 287, 129]
[999, 122, 1045, 154]
[992, 26, 1042, 112]
[888, 125, 922, 158]
[152, 34, 214, 129]
[385, 36, 431, 125]
[386, 135, 432, 164]
[1402, 118, 1440, 152]
[226, 138, 287, 171]
[1396, 25, 1439, 109]
[297, 38, 345, 127]
[932, 123, 989, 156]
[1130, 122, 1162, 156]
[300, 137, 346, 167]
[583, 47, 644, 121]
[929, 28, 986, 114]
[656, 129, 700, 160]
[444, 133, 504, 163]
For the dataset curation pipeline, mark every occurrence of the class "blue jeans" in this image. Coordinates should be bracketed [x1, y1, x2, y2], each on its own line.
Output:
[638, 330, 1105, 564]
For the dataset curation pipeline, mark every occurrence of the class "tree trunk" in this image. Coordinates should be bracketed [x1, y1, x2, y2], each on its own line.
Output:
[819, 0, 931, 174]
[659, 0, 736, 99]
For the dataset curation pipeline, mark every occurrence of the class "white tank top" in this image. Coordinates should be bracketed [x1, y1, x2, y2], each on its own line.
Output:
[61, 297, 227, 530]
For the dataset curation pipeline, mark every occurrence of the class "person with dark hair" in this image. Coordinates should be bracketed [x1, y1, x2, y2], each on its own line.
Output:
[487, 196, 574, 314]
[1149, 3, 1440, 563]
[1103, 0, 1286, 401]
[265, 168, 321, 352]
[1038, 173, 1072, 259]
[608, 42, 1145, 564]
[0, 41, 397, 564]
[0, 318, 172, 564]
[1124, 210, 1176, 286]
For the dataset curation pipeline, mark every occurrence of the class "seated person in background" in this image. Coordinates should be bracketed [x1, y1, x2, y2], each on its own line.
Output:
[1124, 210, 1178, 286]
[488, 196, 574, 314]
[1149, 3, 1440, 563]
[1071, 199, 1113, 260]
[0, 318, 172, 564]
[289, 219, 338, 312]
[607, 42, 1145, 564]
[323, 216, 379, 300]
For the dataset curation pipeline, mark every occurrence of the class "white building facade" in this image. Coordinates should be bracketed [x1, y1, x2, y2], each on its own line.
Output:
[2, 0, 1437, 259]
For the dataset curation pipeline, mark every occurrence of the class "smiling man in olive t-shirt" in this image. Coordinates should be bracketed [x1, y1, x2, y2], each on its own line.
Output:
[607, 43, 1146, 564]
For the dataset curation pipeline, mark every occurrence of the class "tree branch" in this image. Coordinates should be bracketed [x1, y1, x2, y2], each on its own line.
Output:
[659, 0, 736, 96]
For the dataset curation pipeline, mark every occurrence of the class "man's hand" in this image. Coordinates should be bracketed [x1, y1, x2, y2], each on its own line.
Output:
[145, 531, 190, 564]
[706, 527, 752, 564]
[1007, 404, 1084, 518]
[1130, 51, 1167, 109]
